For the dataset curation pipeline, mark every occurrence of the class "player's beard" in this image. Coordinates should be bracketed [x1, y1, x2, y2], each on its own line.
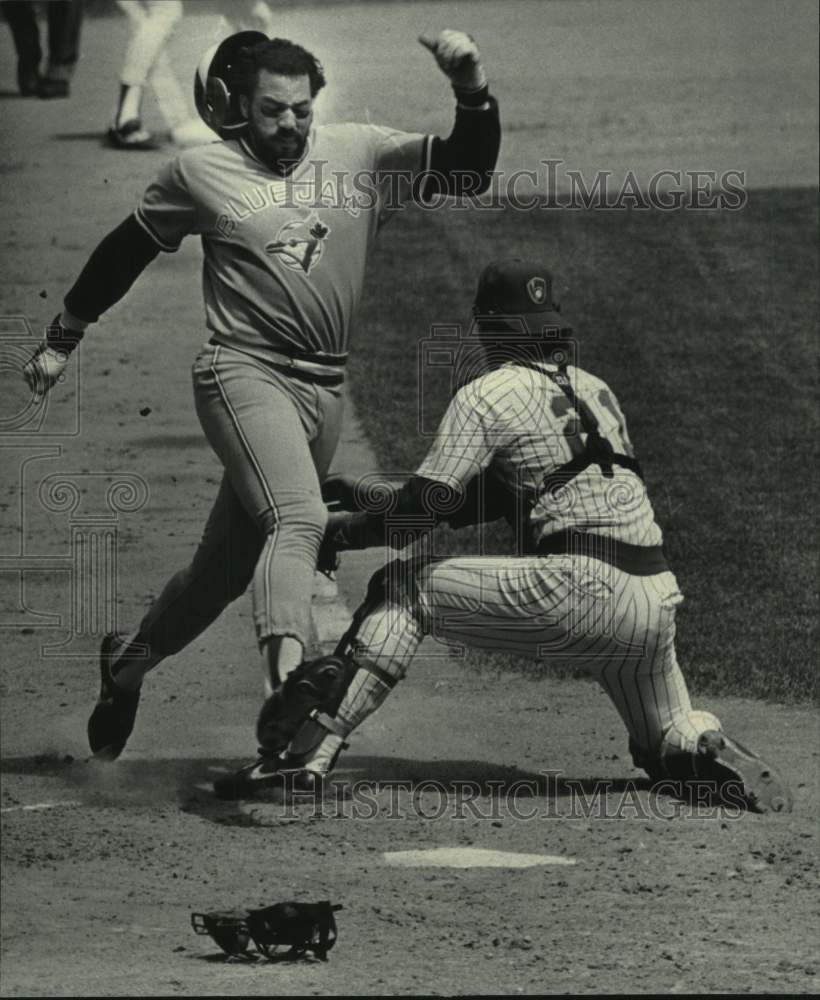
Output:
[250, 126, 309, 175]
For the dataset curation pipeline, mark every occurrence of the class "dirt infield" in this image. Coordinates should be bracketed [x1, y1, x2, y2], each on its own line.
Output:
[1, 3, 818, 996]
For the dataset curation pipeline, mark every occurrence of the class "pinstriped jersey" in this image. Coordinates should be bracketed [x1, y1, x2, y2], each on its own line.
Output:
[135, 123, 429, 364]
[416, 361, 663, 548]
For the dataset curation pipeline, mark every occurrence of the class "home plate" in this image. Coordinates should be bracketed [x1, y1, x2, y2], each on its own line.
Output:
[383, 848, 576, 869]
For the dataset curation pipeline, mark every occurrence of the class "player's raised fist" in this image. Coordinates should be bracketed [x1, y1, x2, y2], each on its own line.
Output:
[418, 30, 487, 93]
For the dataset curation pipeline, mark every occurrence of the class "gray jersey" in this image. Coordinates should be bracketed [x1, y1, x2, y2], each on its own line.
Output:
[136, 123, 429, 367]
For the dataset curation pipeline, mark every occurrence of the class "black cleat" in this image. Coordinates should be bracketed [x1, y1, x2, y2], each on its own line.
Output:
[256, 656, 347, 754]
[87, 633, 141, 760]
[634, 731, 793, 814]
[629, 739, 664, 782]
[212, 754, 322, 801]
[691, 731, 793, 814]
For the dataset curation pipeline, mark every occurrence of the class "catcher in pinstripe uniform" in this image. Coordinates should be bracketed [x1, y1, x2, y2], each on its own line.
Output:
[234, 258, 793, 814]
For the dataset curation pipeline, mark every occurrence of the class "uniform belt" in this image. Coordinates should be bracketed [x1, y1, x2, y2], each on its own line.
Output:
[208, 337, 347, 386]
[270, 362, 345, 387]
[536, 529, 669, 576]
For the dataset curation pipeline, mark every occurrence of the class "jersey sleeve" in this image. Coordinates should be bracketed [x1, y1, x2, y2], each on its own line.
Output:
[134, 157, 199, 252]
[367, 125, 432, 211]
[415, 383, 499, 489]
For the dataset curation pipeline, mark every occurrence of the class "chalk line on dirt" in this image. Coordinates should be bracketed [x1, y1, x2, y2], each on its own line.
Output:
[1, 801, 82, 815]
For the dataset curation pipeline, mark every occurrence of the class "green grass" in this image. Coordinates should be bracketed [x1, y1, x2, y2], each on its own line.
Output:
[348, 188, 819, 702]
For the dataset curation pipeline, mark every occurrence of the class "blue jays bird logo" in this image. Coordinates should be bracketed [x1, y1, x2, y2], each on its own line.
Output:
[265, 212, 331, 275]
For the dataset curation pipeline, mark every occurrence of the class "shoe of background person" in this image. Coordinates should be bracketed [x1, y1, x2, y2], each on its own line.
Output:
[37, 77, 69, 99]
[17, 63, 41, 96]
[87, 633, 142, 760]
[170, 116, 216, 148]
[106, 119, 159, 150]
[212, 753, 322, 801]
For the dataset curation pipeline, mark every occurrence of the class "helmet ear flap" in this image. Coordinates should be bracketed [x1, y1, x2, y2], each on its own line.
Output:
[205, 75, 232, 128]
[193, 30, 267, 138]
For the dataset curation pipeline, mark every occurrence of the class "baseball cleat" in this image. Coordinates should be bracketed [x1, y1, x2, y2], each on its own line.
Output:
[629, 739, 664, 782]
[636, 731, 794, 814]
[106, 119, 159, 150]
[212, 754, 323, 801]
[87, 633, 141, 760]
[690, 730, 793, 814]
[256, 655, 347, 754]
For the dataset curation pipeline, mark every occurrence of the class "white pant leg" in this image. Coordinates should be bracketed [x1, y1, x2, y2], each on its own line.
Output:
[341, 554, 705, 756]
[413, 555, 700, 754]
[117, 0, 183, 87]
[149, 48, 190, 128]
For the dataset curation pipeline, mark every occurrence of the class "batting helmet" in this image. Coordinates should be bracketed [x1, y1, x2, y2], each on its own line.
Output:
[194, 30, 268, 139]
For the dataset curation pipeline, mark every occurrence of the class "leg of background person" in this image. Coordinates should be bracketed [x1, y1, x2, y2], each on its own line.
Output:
[40, 0, 83, 93]
[219, 0, 276, 34]
[3, 1, 42, 94]
[150, 48, 192, 133]
[110, 474, 263, 691]
[113, 0, 182, 131]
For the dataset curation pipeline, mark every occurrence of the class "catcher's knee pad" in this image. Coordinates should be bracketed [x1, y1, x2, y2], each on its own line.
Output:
[319, 644, 407, 736]
[256, 655, 347, 753]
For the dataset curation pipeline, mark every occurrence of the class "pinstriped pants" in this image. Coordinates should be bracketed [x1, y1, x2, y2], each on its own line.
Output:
[347, 554, 696, 754]
[140, 343, 343, 654]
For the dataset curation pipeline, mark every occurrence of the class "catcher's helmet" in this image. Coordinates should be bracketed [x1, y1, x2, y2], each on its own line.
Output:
[473, 258, 571, 336]
[194, 30, 268, 139]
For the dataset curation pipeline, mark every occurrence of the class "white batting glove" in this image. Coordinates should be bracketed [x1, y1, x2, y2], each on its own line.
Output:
[22, 312, 84, 400]
[419, 30, 487, 93]
[23, 344, 71, 400]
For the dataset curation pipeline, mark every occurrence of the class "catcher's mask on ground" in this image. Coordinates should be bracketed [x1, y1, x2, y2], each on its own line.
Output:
[191, 901, 342, 961]
[194, 30, 268, 138]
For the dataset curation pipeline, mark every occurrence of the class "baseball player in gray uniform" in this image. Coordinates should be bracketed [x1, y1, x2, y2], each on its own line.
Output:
[240, 258, 793, 814]
[23, 31, 500, 762]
